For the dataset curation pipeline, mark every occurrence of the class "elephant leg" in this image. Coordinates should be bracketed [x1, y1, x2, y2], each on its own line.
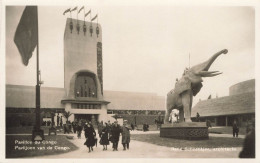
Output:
[179, 108, 184, 122]
[181, 90, 193, 122]
[164, 109, 169, 124]
[164, 107, 171, 124]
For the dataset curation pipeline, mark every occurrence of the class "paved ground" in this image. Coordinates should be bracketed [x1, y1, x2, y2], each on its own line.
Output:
[33, 131, 243, 158]
[7, 130, 246, 138]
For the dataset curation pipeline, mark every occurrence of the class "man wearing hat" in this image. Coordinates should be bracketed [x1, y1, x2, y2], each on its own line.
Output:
[121, 120, 130, 150]
[110, 121, 121, 151]
[107, 120, 112, 135]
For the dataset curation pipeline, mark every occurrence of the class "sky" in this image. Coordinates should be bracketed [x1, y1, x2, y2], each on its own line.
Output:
[5, 4, 255, 106]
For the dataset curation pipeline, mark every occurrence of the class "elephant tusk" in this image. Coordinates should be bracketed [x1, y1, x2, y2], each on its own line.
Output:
[198, 71, 220, 76]
[204, 72, 223, 77]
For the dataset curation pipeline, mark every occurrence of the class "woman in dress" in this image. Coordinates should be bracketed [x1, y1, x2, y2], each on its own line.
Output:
[84, 121, 96, 152]
[99, 123, 110, 150]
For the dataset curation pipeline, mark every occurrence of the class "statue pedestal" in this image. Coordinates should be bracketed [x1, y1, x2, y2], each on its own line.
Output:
[160, 122, 208, 140]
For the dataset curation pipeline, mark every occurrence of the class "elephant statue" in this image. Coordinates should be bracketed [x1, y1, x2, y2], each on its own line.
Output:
[165, 49, 228, 123]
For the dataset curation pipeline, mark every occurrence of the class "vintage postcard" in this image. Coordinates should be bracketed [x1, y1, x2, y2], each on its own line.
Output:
[1, 0, 258, 162]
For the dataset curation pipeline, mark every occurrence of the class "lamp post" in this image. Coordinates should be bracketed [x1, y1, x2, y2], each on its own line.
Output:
[70, 21, 73, 33]
[83, 24, 87, 35]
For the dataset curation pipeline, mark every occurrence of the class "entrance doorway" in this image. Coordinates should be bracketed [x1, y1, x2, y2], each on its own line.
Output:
[75, 114, 92, 122]
[74, 114, 98, 125]
[216, 116, 226, 126]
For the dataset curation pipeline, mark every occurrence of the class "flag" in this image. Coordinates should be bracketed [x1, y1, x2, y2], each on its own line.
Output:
[63, 8, 71, 15]
[71, 6, 77, 12]
[14, 6, 38, 66]
[78, 6, 84, 13]
[85, 10, 91, 17]
[91, 14, 98, 21]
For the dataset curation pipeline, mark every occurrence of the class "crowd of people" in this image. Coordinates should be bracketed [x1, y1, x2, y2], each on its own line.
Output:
[70, 119, 131, 153]
[58, 117, 255, 158]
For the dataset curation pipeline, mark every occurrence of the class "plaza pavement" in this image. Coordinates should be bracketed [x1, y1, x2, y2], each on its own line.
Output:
[33, 130, 243, 158]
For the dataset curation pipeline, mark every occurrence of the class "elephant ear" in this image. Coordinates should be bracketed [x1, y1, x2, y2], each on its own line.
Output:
[174, 76, 192, 95]
[191, 82, 203, 96]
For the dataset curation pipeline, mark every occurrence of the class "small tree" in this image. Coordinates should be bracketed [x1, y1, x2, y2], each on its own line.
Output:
[62, 111, 72, 123]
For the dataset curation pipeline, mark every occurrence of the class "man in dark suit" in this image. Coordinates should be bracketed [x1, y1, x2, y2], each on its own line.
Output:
[110, 121, 121, 151]
[239, 120, 255, 158]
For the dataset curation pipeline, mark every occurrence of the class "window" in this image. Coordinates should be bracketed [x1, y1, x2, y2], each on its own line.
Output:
[107, 110, 113, 114]
[75, 73, 97, 98]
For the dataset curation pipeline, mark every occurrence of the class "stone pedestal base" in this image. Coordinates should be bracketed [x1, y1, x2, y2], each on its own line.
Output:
[160, 122, 208, 140]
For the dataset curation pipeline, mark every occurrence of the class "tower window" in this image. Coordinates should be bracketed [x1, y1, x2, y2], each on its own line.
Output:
[75, 73, 97, 98]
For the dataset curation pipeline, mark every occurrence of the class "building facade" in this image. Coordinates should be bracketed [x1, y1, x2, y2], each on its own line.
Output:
[5, 85, 165, 127]
[62, 18, 109, 124]
[191, 79, 255, 127]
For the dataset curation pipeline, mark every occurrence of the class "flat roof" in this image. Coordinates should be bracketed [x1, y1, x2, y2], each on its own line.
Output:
[6, 84, 66, 108]
[6, 85, 166, 111]
[191, 92, 255, 117]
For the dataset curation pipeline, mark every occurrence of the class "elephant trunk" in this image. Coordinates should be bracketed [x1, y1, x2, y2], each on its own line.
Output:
[191, 49, 228, 73]
[202, 49, 228, 71]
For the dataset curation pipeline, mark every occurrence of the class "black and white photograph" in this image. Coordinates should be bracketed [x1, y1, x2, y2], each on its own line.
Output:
[1, 0, 259, 161]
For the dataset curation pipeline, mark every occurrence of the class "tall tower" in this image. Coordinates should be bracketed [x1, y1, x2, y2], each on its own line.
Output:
[62, 18, 109, 123]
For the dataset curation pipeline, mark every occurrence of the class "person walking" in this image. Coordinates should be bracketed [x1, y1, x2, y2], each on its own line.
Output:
[77, 121, 83, 139]
[56, 114, 60, 127]
[239, 119, 255, 158]
[98, 121, 104, 138]
[99, 123, 109, 150]
[107, 120, 112, 133]
[60, 116, 63, 127]
[72, 120, 77, 134]
[84, 121, 96, 153]
[131, 123, 135, 131]
[196, 112, 200, 122]
[206, 120, 212, 128]
[121, 120, 130, 150]
[233, 120, 239, 138]
[110, 121, 121, 151]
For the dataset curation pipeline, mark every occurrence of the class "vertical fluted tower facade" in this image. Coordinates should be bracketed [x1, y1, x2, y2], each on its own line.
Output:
[62, 18, 108, 123]
[64, 18, 102, 98]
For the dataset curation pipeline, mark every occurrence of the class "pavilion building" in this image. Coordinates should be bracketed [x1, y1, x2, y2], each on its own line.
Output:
[191, 79, 255, 127]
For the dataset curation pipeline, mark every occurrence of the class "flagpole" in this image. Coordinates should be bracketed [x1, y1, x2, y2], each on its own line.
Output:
[33, 6, 44, 141]
[36, 7, 40, 129]
[90, 12, 92, 36]
[77, 8, 78, 24]
[84, 7, 85, 23]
